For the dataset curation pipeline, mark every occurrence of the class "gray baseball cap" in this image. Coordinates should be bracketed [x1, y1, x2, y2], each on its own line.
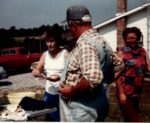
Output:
[63, 5, 92, 23]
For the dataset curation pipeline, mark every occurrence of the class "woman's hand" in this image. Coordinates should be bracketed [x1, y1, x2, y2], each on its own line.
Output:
[35, 73, 47, 80]
[47, 74, 60, 82]
[119, 93, 126, 104]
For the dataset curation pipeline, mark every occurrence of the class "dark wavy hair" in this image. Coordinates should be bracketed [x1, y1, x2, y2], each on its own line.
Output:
[122, 27, 142, 42]
[45, 25, 62, 46]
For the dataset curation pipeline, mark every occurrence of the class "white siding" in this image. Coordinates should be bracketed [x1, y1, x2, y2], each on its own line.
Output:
[97, 23, 117, 51]
[96, 7, 148, 52]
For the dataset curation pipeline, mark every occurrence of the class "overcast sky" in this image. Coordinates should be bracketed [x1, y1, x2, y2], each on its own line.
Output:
[0, 0, 149, 29]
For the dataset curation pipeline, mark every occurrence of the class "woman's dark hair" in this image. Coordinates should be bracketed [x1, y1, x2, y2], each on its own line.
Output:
[45, 24, 63, 46]
[122, 27, 142, 41]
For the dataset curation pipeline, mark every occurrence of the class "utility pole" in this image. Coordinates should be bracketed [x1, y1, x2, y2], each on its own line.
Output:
[116, 0, 127, 48]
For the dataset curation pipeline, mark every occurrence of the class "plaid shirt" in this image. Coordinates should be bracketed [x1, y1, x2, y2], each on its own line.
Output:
[79, 29, 123, 68]
[65, 30, 103, 88]
[65, 29, 123, 87]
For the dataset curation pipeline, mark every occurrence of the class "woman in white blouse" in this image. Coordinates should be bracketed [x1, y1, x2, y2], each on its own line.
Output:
[32, 27, 68, 121]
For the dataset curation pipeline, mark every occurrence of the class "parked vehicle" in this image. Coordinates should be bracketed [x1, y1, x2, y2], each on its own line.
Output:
[0, 47, 41, 73]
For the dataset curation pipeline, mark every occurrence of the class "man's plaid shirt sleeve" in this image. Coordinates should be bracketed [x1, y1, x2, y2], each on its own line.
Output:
[79, 41, 103, 87]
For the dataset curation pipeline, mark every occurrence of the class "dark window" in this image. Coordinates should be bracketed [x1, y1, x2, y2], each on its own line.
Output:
[20, 48, 29, 55]
[10, 50, 16, 54]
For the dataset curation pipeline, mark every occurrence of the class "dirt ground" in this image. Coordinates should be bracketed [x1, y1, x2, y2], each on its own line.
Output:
[106, 83, 150, 122]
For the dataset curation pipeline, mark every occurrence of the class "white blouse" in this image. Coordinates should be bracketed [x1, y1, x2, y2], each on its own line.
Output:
[44, 49, 67, 94]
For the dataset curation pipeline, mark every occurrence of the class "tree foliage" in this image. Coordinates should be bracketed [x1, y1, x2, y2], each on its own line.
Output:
[0, 24, 72, 53]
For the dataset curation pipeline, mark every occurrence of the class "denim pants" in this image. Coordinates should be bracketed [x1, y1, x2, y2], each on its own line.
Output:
[60, 85, 109, 122]
[43, 91, 60, 121]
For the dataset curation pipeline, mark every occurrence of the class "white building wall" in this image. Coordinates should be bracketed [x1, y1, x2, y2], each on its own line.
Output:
[96, 8, 148, 52]
[97, 23, 117, 51]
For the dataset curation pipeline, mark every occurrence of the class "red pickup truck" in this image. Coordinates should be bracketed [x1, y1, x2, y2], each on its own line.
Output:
[0, 47, 41, 73]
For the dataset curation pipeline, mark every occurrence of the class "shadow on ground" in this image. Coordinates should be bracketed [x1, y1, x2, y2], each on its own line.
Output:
[8, 69, 31, 76]
[0, 81, 12, 86]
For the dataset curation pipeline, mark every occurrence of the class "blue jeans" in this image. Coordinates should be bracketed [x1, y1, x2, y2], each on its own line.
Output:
[44, 91, 60, 121]
[60, 84, 109, 122]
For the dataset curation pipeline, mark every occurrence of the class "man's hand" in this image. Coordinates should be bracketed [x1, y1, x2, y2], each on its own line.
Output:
[59, 84, 75, 98]
[59, 77, 91, 98]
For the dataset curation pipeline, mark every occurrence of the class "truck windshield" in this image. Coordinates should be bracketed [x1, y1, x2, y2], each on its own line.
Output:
[20, 48, 29, 55]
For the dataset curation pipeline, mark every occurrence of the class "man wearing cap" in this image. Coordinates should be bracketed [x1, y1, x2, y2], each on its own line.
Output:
[59, 5, 123, 122]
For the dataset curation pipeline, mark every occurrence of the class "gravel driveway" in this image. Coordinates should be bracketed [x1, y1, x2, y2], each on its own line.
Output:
[0, 72, 46, 95]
